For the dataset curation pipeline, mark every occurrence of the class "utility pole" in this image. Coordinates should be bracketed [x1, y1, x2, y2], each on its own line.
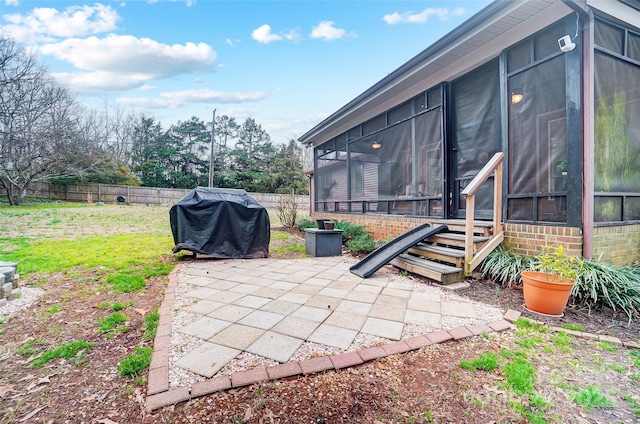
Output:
[208, 109, 216, 187]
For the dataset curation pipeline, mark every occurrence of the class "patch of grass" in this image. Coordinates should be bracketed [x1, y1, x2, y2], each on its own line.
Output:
[18, 338, 44, 356]
[45, 305, 60, 315]
[99, 301, 134, 311]
[98, 312, 128, 334]
[31, 340, 94, 367]
[551, 332, 572, 351]
[515, 337, 540, 348]
[622, 394, 640, 417]
[596, 341, 617, 351]
[143, 308, 160, 341]
[514, 318, 548, 333]
[561, 323, 584, 331]
[629, 349, 640, 368]
[502, 357, 536, 395]
[460, 352, 498, 371]
[271, 244, 306, 255]
[609, 363, 626, 372]
[571, 386, 615, 412]
[107, 273, 146, 293]
[509, 393, 550, 424]
[499, 348, 529, 359]
[117, 346, 153, 378]
[0, 233, 174, 277]
[270, 231, 291, 241]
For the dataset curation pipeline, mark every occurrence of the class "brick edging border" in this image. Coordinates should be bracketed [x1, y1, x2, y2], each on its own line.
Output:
[145, 271, 640, 412]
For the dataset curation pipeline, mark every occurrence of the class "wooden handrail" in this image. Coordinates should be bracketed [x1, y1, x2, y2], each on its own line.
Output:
[461, 152, 504, 276]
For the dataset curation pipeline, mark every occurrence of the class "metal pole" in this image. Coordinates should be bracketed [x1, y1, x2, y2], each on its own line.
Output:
[208, 109, 216, 187]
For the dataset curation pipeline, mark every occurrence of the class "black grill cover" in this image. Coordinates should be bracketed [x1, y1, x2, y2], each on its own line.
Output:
[170, 187, 270, 258]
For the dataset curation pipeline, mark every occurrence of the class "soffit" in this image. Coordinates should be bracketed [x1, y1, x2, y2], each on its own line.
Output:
[299, 0, 574, 147]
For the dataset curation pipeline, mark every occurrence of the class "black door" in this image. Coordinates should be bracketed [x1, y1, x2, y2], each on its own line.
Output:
[449, 61, 501, 219]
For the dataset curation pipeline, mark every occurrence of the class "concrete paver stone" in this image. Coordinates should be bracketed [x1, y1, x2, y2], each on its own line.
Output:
[260, 299, 302, 315]
[361, 317, 404, 340]
[404, 310, 442, 327]
[246, 332, 304, 363]
[272, 316, 322, 339]
[291, 305, 332, 322]
[175, 342, 241, 378]
[176, 317, 231, 340]
[181, 299, 225, 315]
[367, 304, 406, 322]
[184, 287, 221, 300]
[308, 324, 358, 350]
[305, 295, 343, 309]
[207, 304, 254, 323]
[335, 300, 373, 316]
[324, 311, 367, 331]
[233, 295, 272, 309]
[238, 310, 285, 330]
[208, 324, 266, 350]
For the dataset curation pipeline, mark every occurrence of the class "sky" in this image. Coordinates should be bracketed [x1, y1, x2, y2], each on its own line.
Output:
[0, 0, 492, 145]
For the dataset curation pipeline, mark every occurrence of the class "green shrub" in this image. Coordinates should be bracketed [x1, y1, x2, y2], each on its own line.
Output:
[482, 246, 640, 324]
[117, 346, 153, 377]
[334, 221, 369, 243]
[346, 233, 376, 254]
[572, 259, 640, 324]
[297, 218, 316, 231]
[481, 247, 535, 286]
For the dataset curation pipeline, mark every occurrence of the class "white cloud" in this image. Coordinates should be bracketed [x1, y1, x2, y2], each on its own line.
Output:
[39, 35, 216, 93]
[40, 33, 215, 75]
[252, 24, 282, 44]
[310, 21, 347, 41]
[2, 3, 120, 43]
[116, 89, 268, 109]
[5, 0, 19, 6]
[252, 25, 301, 44]
[383, 7, 465, 25]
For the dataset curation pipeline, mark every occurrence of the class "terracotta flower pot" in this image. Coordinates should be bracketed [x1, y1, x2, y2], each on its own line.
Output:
[324, 221, 335, 230]
[521, 271, 575, 317]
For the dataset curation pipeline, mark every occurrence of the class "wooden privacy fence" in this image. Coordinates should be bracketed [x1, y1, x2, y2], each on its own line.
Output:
[1, 182, 309, 210]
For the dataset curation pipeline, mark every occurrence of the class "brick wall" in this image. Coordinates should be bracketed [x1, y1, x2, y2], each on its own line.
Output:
[502, 224, 583, 258]
[314, 213, 585, 258]
[313, 213, 428, 241]
[593, 224, 640, 265]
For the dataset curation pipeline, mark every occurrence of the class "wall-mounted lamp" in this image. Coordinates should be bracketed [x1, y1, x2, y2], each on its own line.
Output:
[371, 141, 382, 149]
[511, 93, 524, 104]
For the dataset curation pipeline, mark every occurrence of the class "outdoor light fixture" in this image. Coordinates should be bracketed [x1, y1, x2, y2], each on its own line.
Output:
[511, 93, 524, 104]
[371, 141, 382, 149]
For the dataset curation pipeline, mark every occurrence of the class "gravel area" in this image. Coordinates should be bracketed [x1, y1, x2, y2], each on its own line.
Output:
[167, 261, 505, 388]
[0, 285, 45, 320]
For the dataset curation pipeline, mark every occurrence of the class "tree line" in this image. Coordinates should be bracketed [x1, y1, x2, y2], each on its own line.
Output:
[0, 36, 309, 205]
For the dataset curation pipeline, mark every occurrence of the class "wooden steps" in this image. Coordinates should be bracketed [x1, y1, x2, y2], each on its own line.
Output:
[390, 219, 499, 285]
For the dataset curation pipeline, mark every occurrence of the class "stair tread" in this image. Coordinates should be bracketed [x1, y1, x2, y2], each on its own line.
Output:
[412, 243, 466, 257]
[396, 254, 462, 274]
[431, 233, 489, 242]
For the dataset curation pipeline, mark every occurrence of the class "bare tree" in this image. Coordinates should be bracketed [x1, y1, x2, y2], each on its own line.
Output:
[0, 36, 98, 204]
